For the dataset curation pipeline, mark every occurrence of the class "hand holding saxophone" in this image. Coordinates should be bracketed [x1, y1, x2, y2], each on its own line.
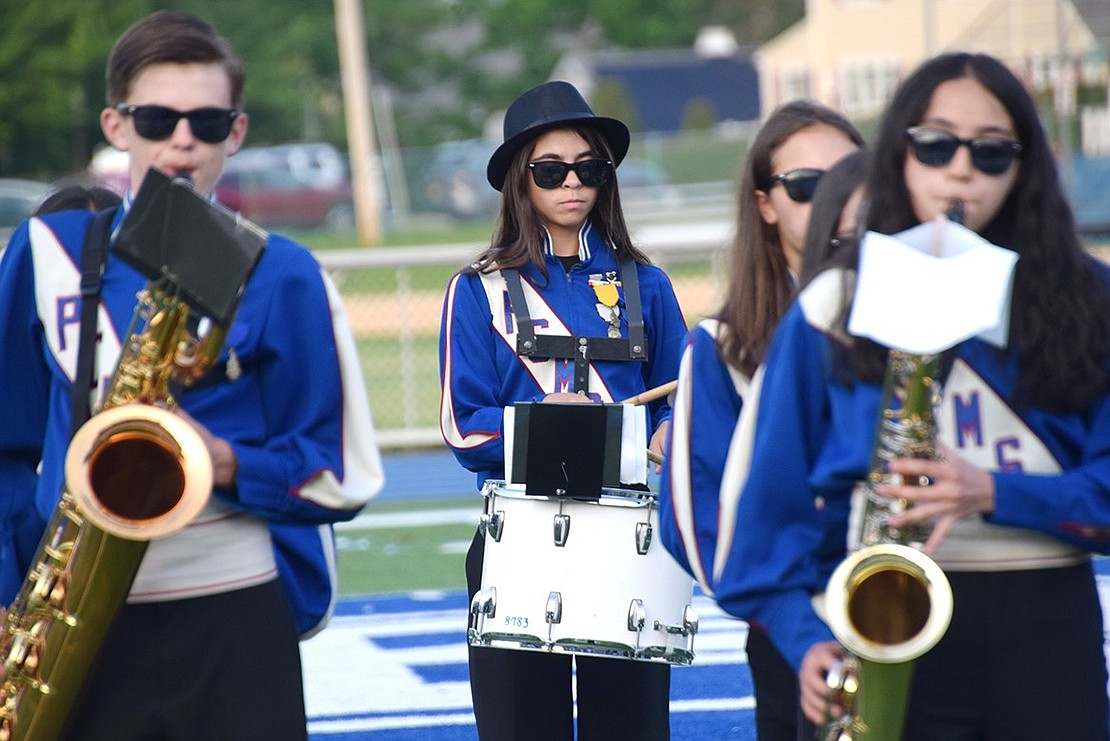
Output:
[174, 407, 239, 489]
[876, 442, 997, 555]
[800, 640, 846, 726]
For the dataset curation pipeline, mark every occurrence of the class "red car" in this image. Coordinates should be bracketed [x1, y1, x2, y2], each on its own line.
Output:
[89, 142, 355, 232]
[217, 143, 355, 232]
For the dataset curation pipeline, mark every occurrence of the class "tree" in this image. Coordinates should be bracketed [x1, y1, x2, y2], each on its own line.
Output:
[0, 0, 806, 178]
[0, 0, 145, 176]
[153, 0, 345, 146]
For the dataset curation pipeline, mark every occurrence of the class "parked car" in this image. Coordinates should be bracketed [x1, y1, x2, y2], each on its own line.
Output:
[0, 178, 50, 246]
[418, 139, 500, 218]
[88, 142, 356, 232]
[218, 143, 355, 232]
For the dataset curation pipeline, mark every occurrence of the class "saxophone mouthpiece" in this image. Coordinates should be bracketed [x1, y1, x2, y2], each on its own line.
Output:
[173, 173, 194, 187]
[945, 200, 965, 225]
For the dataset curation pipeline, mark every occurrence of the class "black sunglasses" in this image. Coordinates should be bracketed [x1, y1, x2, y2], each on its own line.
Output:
[527, 159, 612, 189]
[905, 127, 1022, 176]
[115, 104, 240, 144]
[764, 168, 824, 203]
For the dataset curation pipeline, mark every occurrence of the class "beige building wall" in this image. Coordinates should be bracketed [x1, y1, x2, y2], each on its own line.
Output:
[757, 0, 1100, 119]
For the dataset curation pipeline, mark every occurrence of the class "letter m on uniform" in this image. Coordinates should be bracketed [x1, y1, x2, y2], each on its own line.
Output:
[953, 392, 983, 449]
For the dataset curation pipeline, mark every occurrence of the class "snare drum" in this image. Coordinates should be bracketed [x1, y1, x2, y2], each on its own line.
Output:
[468, 481, 697, 664]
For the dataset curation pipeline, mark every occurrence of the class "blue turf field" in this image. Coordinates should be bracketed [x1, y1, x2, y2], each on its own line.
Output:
[307, 449, 756, 739]
[303, 450, 1110, 740]
[303, 590, 756, 740]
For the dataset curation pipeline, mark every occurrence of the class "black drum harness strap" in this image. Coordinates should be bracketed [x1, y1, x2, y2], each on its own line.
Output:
[501, 255, 646, 394]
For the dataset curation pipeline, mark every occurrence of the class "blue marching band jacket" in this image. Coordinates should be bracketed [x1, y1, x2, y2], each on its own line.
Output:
[0, 206, 384, 638]
[658, 318, 753, 596]
[439, 221, 687, 487]
[685, 266, 1110, 670]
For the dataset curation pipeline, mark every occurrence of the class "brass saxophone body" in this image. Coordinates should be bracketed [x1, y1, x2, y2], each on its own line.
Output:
[820, 204, 964, 741]
[0, 277, 220, 740]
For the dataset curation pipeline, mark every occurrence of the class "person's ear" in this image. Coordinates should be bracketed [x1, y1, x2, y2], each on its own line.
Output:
[101, 106, 129, 151]
[755, 189, 779, 226]
[224, 112, 249, 156]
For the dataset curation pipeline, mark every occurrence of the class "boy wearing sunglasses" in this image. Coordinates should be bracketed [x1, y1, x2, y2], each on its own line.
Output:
[99, 16, 247, 198]
[439, 80, 688, 740]
[0, 11, 383, 739]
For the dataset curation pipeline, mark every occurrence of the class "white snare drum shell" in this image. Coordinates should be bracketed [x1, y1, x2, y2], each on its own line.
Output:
[469, 483, 697, 665]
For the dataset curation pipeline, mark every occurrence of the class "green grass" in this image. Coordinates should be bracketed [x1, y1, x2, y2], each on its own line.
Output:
[285, 218, 492, 252]
[333, 262, 462, 294]
[336, 498, 478, 595]
[359, 335, 440, 430]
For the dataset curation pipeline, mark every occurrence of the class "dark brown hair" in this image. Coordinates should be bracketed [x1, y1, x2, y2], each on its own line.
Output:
[106, 11, 246, 107]
[798, 149, 869, 286]
[719, 100, 863, 376]
[841, 52, 1110, 411]
[35, 183, 122, 216]
[468, 123, 650, 279]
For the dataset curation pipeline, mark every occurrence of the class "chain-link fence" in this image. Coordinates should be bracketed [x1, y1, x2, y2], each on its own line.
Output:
[320, 223, 731, 450]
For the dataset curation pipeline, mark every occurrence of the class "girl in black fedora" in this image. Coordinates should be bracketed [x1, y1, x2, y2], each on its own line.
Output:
[439, 80, 688, 740]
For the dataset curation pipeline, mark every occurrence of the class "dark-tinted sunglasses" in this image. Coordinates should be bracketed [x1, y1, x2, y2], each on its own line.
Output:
[905, 127, 1022, 176]
[115, 104, 240, 144]
[764, 168, 823, 203]
[527, 159, 612, 189]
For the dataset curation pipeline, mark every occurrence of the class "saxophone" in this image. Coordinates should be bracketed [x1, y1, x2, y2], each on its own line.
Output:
[0, 172, 264, 740]
[820, 205, 963, 741]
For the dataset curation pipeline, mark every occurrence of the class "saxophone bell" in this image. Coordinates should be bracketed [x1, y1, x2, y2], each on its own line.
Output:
[66, 404, 212, 542]
[820, 544, 953, 741]
[825, 543, 952, 664]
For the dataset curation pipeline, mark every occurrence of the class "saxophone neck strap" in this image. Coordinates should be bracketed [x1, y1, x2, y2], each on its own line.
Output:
[501, 256, 647, 394]
[70, 208, 116, 439]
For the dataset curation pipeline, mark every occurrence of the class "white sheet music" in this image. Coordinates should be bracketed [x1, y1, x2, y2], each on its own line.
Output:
[848, 219, 1018, 354]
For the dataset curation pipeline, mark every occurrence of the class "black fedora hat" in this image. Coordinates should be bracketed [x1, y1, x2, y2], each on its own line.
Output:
[486, 80, 630, 191]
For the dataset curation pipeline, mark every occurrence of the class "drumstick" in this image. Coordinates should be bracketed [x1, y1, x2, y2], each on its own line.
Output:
[620, 380, 678, 406]
[646, 449, 664, 466]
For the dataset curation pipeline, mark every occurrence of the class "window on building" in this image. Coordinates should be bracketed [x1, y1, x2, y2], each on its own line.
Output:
[781, 66, 810, 102]
[841, 58, 899, 116]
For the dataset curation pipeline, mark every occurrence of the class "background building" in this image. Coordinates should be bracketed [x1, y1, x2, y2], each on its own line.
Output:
[756, 0, 1106, 140]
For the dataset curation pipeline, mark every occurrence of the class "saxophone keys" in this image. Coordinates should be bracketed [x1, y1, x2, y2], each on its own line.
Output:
[0, 690, 17, 741]
[3, 624, 52, 698]
[28, 564, 69, 616]
[5, 634, 36, 680]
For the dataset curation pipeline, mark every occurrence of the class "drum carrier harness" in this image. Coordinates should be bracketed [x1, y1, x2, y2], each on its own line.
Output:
[501, 255, 646, 394]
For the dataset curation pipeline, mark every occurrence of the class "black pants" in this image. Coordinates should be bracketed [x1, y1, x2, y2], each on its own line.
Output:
[745, 626, 816, 741]
[466, 530, 671, 740]
[63, 580, 307, 741]
[904, 563, 1108, 741]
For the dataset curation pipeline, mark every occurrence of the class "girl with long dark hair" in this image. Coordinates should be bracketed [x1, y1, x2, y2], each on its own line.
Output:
[440, 81, 688, 740]
[714, 52, 1110, 739]
[658, 101, 862, 740]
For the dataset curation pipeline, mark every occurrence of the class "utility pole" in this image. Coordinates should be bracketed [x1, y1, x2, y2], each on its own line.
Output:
[1055, 0, 1076, 201]
[923, 0, 936, 57]
[334, 0, 382, 245]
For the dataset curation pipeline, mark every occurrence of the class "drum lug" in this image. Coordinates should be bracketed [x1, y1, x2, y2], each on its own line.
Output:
[635, 521, 653, 554]
[627, 599, 647, 632]
[684, 604, 700, 635]
[546, 591, 563, 624]
[470, 587, 497, 618]
[653, 604, 700, 636]
[481, 511, 504, 542]
[552, 513, 571, 547]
